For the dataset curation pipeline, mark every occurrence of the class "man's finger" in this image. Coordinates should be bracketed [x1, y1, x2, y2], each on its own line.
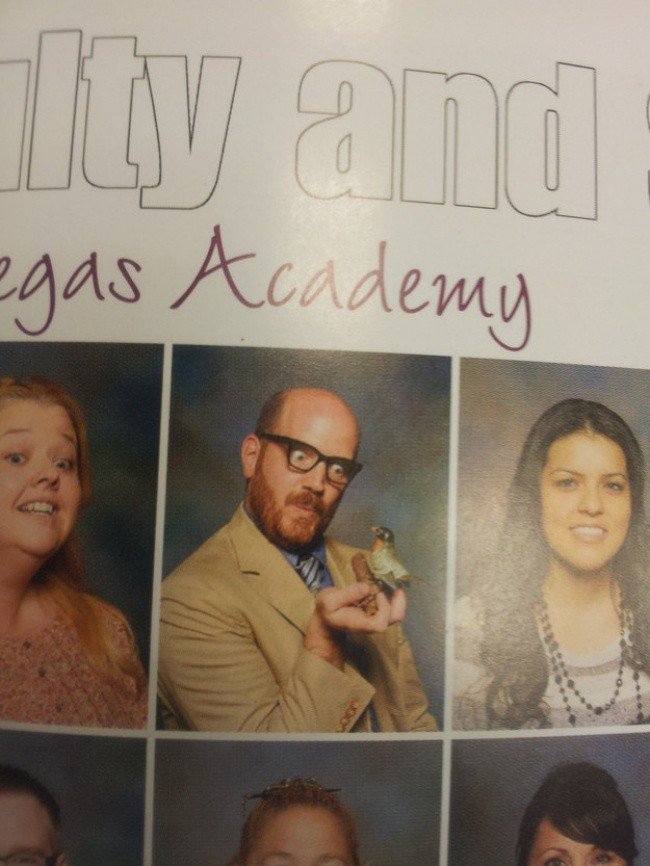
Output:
[388, 588, 407, 623]
[326, 605, 390, 633]
[316, 582, 372, 613]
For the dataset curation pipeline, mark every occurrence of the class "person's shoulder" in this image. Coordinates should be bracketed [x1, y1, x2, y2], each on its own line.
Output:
[84, 596, 134, 641]
[161, 508, 269, 615]
[163, 519, 240, 592]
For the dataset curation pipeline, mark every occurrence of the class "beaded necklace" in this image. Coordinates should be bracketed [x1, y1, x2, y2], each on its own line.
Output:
[539, 599, 645, 726]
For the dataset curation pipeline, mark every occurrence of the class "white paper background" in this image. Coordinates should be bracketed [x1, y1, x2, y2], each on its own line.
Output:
[1, 1, 648, 365]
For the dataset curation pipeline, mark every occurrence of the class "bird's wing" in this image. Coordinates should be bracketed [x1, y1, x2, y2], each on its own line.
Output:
[370, 547, 410, 581]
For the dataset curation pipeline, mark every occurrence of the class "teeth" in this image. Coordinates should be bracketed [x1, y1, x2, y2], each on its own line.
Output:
[572, 526, 605, 538]
[20, 502, 55, 514]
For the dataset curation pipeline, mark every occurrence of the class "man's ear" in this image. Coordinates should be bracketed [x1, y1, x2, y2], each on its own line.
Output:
[241, 434, 261, 479]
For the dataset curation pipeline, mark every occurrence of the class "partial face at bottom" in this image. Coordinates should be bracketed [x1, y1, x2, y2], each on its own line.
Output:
[527, 818, 627, 866]
[245, 805, 353, 866]
[0, 792, 64, 866]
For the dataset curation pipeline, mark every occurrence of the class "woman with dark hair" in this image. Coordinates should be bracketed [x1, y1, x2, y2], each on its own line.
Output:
[0, 377, 147, 728]
[454, 398, 650, 729]
[230, 778, 362, 866]
[516, 762, 638, 866]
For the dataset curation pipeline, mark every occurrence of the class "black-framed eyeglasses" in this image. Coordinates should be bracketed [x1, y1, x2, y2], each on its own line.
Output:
[259, 433, 362, 487]
[0, 854, 59, 866]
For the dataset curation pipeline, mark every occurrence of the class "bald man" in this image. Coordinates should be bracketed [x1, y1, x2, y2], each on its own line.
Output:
[158, 388, 436, 732]
[0, 765, 67, 866]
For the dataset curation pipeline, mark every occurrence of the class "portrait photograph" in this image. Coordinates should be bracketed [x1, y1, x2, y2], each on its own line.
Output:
[453, 358, 650, 730]
[0, 341, 162, 728]
[153, 738, 442, 865]
[159, 345, 450, 732]
[449, 732, 650, 866]
[0, 728, 146, 864]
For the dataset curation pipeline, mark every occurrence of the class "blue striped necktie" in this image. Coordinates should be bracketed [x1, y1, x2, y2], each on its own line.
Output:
[296, 553, 323, 595]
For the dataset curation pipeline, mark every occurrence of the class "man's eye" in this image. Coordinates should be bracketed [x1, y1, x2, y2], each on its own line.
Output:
[55, 457, 75, 471]
[290, 447, 315, 467]
[330, 461, 347, 481]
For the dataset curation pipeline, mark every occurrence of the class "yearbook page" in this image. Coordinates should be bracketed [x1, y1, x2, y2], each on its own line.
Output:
[0, 2, 648, 864]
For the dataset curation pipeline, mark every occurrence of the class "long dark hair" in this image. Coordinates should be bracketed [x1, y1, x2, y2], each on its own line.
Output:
[516, 762, 638, 865]
[478, 398, 649, 728]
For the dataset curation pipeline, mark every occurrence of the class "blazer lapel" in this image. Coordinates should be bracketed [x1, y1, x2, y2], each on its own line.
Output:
[227, 505, 315, 634]
[325, 539, 357, 589]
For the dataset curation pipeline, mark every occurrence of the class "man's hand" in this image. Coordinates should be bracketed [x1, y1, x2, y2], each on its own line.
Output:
[303, 582, 407, 670]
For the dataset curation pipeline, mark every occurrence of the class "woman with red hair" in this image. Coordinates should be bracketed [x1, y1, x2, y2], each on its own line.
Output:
[0, 376, 147, 728]
[231, 778, 362, 866]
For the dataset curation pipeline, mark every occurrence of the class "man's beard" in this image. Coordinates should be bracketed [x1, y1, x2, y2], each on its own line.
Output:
[247, 469, 339, 552]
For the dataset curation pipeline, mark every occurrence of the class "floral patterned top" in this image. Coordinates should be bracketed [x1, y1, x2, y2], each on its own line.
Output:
[0, 607, 148, 728]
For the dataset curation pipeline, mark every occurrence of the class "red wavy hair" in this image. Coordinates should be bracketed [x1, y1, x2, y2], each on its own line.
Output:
[0, 376, 144, 694]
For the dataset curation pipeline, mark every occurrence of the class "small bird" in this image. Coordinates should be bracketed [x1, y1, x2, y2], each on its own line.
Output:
[351, 525, 422, 614]
[369, 525, 417, 594]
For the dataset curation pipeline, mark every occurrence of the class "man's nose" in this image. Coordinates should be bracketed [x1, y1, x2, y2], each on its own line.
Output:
[578, 482, 603, 515]
[303, 459, 328, 490]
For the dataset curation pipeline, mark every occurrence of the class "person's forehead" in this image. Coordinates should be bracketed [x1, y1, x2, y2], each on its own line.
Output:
[256, 805, 349, 851]
[0, 792, 56, 850]
[546, 430, 627, 469]
[275, 391, 359, 453]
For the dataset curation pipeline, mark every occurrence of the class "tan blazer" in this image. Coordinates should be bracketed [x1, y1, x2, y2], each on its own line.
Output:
[158, 506, 437, 732]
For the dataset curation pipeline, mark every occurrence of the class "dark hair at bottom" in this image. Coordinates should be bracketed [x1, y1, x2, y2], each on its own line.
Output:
[0, 763, 61, 829]
[516, 762, 638, 866]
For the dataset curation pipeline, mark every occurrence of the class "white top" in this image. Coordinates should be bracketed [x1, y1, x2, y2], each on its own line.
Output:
[542, 633, 649, 728]
[453, 595, 650, 730]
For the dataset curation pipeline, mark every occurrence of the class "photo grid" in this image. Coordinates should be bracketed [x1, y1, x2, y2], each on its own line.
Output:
[0, 345, 648, 864]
